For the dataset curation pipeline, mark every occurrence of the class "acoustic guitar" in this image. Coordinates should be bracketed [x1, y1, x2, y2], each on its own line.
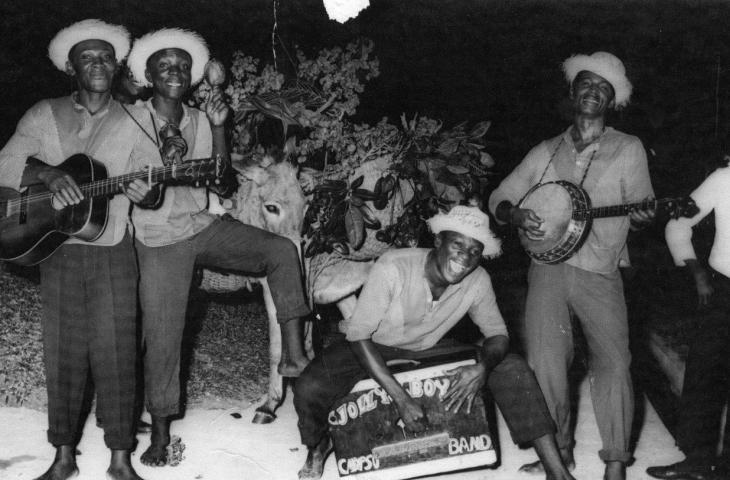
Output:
[0, 153, 230, 266]
[518, 180, 698, 265]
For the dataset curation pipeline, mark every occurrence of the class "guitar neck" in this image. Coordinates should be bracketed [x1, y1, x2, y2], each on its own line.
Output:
[81, 158, 214, 198]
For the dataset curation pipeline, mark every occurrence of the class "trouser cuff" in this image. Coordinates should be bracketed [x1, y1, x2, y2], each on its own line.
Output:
[146, 403, 180, 418]
[104, 434, 135, 451]
[510, 417, 556, 445]
[599, 448, 632, 463]
[48, 431, 75, 447]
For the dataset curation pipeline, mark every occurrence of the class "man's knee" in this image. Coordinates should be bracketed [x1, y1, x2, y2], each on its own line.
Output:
[487, 353, 542, 393]
[265, 235, 299, 267]
[492, 353, 531, 376]
[294, 364, 325, 402]
[591, 350, 632, 379]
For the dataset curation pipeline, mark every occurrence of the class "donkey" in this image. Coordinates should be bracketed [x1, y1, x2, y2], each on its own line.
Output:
[207, 153, 310, 423]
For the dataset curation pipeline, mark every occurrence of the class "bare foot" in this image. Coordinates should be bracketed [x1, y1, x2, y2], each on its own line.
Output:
[140, 438, 168, 467]
[33, 462, 79, 480]
[140, 416, 169, 467]
[34, 445, 78, 480]
[106, 468, 143, 480]
[298, 436, 333, 480]
[604, 461, 626, 480]
[107, 449, 144, 480]
[278, 357, 310, 377]
[520, 449, 575, 475]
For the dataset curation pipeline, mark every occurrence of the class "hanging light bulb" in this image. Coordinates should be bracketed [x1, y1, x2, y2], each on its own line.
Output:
[323, 0, 370, 23]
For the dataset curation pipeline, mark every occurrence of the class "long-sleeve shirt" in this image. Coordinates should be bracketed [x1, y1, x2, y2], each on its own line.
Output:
[131, 100, 216, 246]
[488, 126, 654, 274]
[340, 248, 508, 351]
[0, 94, 158, 246]
[665, 166, 730, 278]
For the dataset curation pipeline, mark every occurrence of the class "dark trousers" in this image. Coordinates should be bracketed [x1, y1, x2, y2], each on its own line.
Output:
[294, 339, 556, 448]
[137, 218, 311, 417]
[676, 271, 730, 463]
[39, 235, 138, 450]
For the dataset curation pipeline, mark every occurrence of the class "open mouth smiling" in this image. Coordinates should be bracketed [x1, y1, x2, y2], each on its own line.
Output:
[449, 259, 467, 275]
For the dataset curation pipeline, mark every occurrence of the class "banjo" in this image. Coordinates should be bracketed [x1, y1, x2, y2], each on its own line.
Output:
[517, 180, 697, 265]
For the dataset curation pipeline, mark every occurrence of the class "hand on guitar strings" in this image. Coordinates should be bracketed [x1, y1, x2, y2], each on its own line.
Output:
[511, 207, 545, 241]
[40, 167, 83, 209]
[628, 196, 656, 231]
[122, 178, 157, 205]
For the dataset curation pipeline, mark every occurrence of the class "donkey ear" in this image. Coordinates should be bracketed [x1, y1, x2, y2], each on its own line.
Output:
[230, 153, 248, 172]
[238, 165, 269, 185]
[283, 136, 297, 158]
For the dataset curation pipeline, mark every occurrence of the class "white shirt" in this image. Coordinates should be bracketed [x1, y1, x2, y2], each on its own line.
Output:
[665, 166, 730, 277]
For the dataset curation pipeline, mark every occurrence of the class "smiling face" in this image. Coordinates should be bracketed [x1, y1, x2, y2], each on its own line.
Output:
[570, 70, 616, 116]
[65, 39, 117, 94]
[145, 48, 192, 100]
[429, 231, 484, 286]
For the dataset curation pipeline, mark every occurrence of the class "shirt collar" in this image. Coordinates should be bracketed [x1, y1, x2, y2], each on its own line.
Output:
[562, 125, 613, 154]
[71, 92, 112, 117]
[143, 98, 191, 131]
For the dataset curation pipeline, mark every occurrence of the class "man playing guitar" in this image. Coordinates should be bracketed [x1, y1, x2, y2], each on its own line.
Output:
[0, 19, 160, 480]
[488, 52, 655, 480]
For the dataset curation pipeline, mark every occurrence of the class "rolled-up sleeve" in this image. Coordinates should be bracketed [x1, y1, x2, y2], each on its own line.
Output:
[468, 272, 508, 339]
[665, 171, 720, 266]
[0, 104, 46, 190]
[342, 260, 397, 342]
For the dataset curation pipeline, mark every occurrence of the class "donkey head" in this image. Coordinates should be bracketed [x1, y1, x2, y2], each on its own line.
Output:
[231, 154, 306, 243]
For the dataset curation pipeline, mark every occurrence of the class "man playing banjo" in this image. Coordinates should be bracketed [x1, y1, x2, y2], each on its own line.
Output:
[488, 52, 655, 480]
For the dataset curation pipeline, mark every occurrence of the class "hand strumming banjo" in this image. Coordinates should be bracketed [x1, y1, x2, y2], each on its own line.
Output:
[517, 180, 698, 265]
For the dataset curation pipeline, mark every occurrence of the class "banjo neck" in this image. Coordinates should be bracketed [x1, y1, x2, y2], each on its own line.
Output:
[573, 198, 681, 220]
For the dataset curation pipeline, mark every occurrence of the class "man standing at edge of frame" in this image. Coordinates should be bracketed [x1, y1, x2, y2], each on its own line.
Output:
[0, 18, 160, 480]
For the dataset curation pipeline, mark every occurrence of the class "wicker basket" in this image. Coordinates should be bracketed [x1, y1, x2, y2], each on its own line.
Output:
[198, 268, 260, 294]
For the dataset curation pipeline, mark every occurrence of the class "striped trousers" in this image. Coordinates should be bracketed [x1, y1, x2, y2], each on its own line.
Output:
[39, 234, 138, 450]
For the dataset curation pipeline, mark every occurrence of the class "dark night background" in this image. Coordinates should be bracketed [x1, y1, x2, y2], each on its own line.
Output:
[2, 0, 730, 197]
[1, 0, 727, 441]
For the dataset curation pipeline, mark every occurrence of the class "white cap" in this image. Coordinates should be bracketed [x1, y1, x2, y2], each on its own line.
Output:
[427, 206, 502, 258]
[48, 19, 131, 72]
[563, 51, 632, 108]
[127, 28, 210, 87]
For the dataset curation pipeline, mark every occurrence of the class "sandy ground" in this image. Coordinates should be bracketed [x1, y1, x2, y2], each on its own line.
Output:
[0, 378, 684, 480]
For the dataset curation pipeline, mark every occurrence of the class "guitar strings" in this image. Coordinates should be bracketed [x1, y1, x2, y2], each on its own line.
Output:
[2, 159, 215, 209]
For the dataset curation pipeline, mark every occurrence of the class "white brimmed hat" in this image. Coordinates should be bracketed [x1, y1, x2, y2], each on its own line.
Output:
[427, 206, 502, 258]
[48, 19, 131, 72]
[127, 28, 210, 87]
[563, 51, 632, 108]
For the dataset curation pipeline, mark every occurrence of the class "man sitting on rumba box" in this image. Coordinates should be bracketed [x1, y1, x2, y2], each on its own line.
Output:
[293, 206, 578, 480]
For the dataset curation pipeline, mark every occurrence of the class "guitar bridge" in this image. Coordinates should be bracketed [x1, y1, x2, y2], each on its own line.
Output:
[18, 188, 28, 224]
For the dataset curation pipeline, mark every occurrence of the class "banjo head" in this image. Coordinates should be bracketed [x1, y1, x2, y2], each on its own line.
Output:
[518, 181, 591, 263]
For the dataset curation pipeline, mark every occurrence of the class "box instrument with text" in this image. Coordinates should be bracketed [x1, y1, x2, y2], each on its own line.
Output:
[328, 359, 497, 480]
